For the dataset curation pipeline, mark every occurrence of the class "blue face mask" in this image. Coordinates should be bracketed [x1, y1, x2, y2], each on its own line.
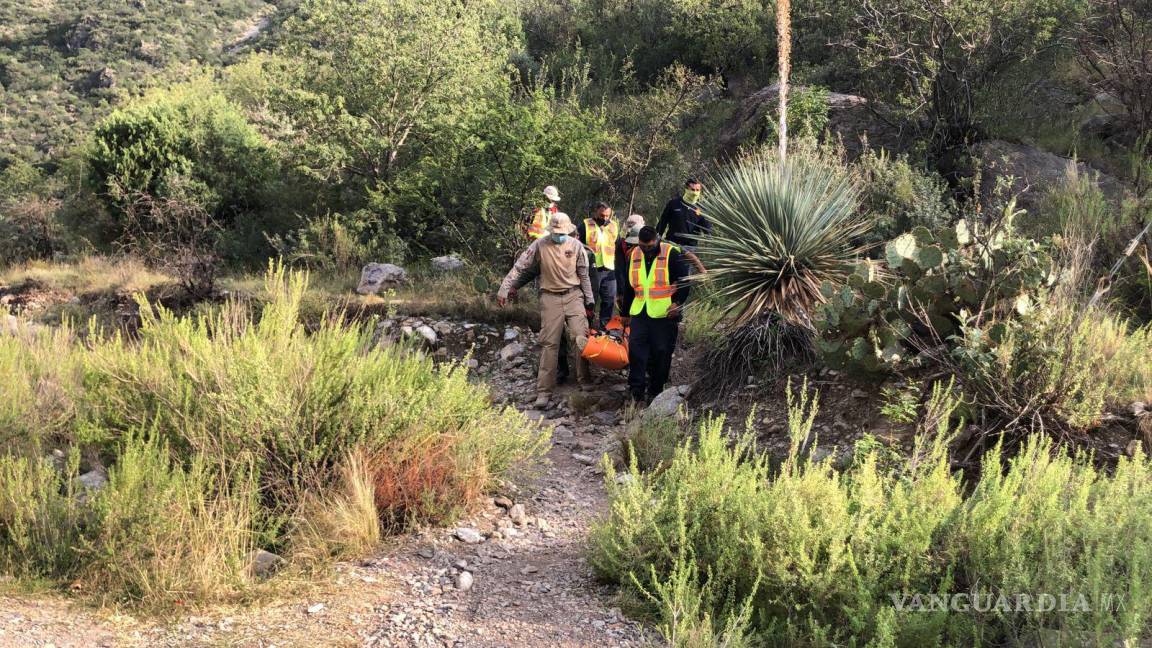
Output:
[550, 233, 568, 244]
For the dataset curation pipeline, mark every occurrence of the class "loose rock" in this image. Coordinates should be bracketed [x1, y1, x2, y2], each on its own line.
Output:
[356, 263, 407, 295]
[454, 528, 484, 544]
[508, 503, 527, 526]
[431, 255, 466, 273]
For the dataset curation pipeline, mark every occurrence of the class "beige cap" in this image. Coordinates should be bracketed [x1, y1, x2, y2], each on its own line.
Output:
[625, 214, 644, 229]
[543, 185, 561, 202]
[549, 212, 576, 235]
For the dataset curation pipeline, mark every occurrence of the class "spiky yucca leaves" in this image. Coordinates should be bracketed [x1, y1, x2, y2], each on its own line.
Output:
[697, 153, 869, 325]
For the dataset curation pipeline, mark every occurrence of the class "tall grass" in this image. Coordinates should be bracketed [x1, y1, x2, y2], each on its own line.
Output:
[592, 383, 1152, 646]
[0, 264, 546, 606]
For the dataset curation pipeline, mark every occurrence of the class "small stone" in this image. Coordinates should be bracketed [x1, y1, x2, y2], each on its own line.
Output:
[454, 528, 484, 544]
[307, 603, 325, 615]
[492, 496, 513, 510]
[75, 469, 108, 491]
[454, 559, 469, 570]
[455, 571, 474, 592]
[508, 503, 527, 526]
[431, 255, 466, 273]
[536, 518, 550, 532]
[499, 342, 524, 362]
[519, 566, 538, 575]
[1126, 439, 1142, 457]
[415, 325, 438, 346]
[851, 389, 868, 399]
[572, 453, 596, 466]
[466, 359, 479, 369]
[247, 549, 286, 579]
[417, 546, 435, 559]
[504, 328, 519, 341]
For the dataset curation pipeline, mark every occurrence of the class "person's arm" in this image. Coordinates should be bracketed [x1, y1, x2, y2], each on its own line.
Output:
[576, 242, 594, 306]
[576, 219, 588, 244]
[682, 249, 707, 275]
[619, 249, 636, 317]
[498, 241, 538, 301]
[511, 261, 540, 291]
[670, 250, 691, 306]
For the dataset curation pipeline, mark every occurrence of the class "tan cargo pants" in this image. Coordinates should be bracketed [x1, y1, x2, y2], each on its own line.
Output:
[537, 289, 589, 393]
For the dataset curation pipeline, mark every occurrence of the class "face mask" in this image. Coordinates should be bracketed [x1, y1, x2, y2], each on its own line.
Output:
[683, 189, 702, 204]
[550, 233, 569, 244]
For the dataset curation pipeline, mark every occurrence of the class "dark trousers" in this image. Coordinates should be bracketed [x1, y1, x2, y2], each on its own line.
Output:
[590, 270, 617, 329]
[627, 314, 679, 400]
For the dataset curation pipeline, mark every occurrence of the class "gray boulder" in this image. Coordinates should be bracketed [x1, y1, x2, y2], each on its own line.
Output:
[720, 84, 911, 159]
[644, 385, 691, 420]
[356, 263, 407, 295]
[972, 139, 1126, 213]
[430, 255, 466, 273]
[75, 469, 108, 491]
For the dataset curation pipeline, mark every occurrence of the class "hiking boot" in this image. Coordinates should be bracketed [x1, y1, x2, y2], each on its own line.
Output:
[533, 392, 551, 408]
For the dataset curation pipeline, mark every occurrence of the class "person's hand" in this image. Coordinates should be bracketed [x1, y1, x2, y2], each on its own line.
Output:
[584, 303, 595, 320]
[496, 293, 508, 308]
[667, 303, 683, 319]
[508, 288, 518, 302]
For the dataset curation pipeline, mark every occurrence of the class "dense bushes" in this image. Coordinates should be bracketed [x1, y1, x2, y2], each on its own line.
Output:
[0, 267, 546, 606]
[85, 86, 278, 240]
[592, 385, 1152, 646]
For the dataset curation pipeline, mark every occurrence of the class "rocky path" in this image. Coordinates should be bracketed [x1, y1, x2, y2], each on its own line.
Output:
[361, 329, 654, 647]
[0, 318, 658, 647]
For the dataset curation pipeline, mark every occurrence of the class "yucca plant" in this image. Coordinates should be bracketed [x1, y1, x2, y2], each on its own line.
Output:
[697, 151, 869, 325]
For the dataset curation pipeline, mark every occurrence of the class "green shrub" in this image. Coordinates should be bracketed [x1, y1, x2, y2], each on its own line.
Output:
[0, 265, 547, 605]
[85, 84, 278, 242]
[592, 384, 1152, 646]
[856, 149, 955, 244]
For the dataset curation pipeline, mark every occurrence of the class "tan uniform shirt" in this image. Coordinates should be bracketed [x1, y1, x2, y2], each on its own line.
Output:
[499, 237, 593, 304]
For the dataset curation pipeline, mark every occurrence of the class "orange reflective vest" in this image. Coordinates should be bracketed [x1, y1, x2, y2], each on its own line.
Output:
[526, 204, 556, 239]
[628, 242, 678, 318]
[583, 218, 619, 270]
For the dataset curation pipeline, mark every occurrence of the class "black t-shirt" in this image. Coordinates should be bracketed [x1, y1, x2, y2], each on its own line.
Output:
[656, 197, 711, 246]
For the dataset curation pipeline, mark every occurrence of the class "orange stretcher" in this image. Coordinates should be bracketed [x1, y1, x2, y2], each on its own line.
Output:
[581, 315, 630, 370]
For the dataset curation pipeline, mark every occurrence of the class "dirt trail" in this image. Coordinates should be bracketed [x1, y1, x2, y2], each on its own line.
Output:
[0, 320, 655, 647]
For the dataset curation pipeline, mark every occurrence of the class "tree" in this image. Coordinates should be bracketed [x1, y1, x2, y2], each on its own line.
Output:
[842, 0, 1084, 154]
[275, 0, 515, 186]
[592, 64, 711, 216]
[1077, 0, 1152, 145]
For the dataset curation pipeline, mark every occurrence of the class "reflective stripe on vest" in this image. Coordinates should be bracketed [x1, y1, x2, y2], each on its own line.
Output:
[526, 205, 555, 239]
[629, 242, 676, 318]
[583, 218, 619, 270]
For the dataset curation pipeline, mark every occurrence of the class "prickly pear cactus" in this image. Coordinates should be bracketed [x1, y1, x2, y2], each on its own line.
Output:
[813, 219, 1055, 373]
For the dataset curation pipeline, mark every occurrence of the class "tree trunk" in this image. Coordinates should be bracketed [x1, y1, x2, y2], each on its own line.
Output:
[777, 0, 792, 163]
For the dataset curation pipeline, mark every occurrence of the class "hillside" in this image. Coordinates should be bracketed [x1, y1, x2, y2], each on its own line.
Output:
[0, 0, 285, 165]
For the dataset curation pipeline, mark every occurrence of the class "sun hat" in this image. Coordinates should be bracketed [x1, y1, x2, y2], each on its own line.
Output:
[543, 185, 561, 202]
[549, 212, 577, 235]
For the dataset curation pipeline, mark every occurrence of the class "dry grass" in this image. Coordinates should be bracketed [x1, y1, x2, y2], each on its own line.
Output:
[289, 448, 382, 564]
[0, 256, 170, 296]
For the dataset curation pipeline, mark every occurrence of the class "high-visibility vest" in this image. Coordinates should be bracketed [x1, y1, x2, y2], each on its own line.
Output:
[583, 218, 619, 270]
[526, 204, 556, 239]
[628, 242, 678, 318]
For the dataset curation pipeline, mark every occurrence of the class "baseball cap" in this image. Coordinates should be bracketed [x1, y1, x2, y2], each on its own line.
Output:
[543, 185, 561, 202]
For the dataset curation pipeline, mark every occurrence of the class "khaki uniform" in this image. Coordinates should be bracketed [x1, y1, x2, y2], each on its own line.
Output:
[499, 237, 594, 393]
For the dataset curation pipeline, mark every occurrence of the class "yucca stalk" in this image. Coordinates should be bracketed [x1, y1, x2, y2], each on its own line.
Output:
[696, 153, 869, 326]
[777, 0, 792, 162]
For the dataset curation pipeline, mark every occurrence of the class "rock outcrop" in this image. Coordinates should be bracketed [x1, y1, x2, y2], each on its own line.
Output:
[720, 84, 911, 158]
[971, 139, 1126, 213]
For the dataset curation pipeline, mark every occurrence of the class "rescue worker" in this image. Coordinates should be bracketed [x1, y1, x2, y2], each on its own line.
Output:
[498, 212, 595, 407]
[526, 185, 562, 240]
[576, 202, 619, 329]
[656, 178, 711, 250]
[506, 233, 599, 386]
[619, 226, 691, 405]
[614, 214, 645, 291]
